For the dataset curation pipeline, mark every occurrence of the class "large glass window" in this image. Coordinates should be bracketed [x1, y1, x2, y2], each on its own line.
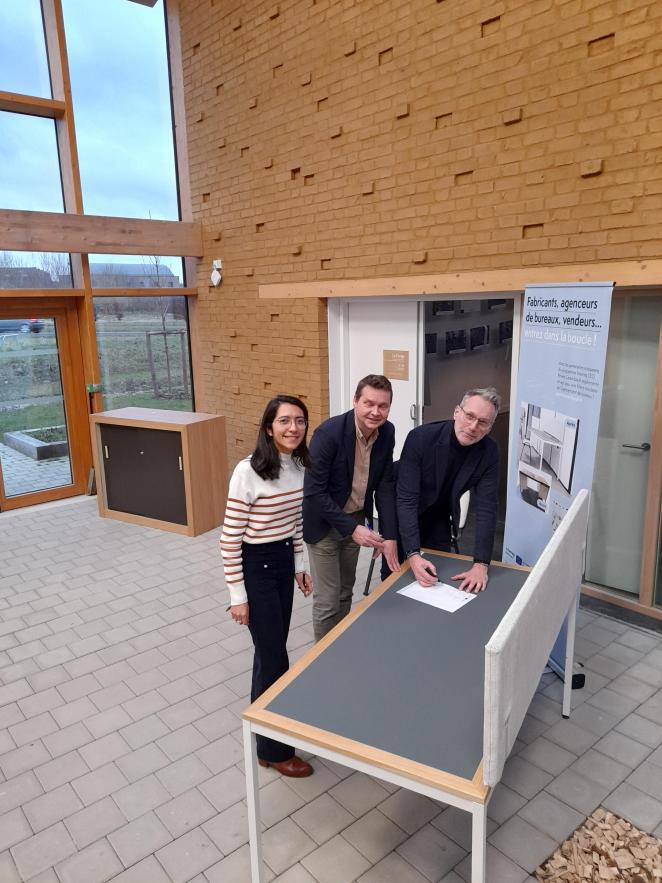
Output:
[0, 112, 64, 212]
[62, 0, 179, 221]
[89, 255, 184, 289]
[0, 251, 73, 289]
[0, 0, 51, 98]
[94, 296, 192, 412]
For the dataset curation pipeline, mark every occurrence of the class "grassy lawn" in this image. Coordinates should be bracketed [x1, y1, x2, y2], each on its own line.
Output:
[0, 403, 67, 434]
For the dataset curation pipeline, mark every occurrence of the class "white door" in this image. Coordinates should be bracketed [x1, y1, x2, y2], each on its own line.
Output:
[342, 300, 421, 459]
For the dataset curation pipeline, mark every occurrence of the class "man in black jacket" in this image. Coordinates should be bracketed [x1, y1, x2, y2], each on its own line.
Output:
[304, 375, 400, 640]
[394, 387, 500, 593]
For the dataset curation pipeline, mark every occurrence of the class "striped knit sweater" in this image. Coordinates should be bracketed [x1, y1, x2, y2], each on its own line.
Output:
[220, 454, 305, 605]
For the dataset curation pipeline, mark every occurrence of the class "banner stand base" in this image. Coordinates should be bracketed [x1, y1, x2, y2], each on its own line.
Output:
[548, 656, 585, 690]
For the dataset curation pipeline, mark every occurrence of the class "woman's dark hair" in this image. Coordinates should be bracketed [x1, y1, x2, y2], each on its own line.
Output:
[250, 394, 312, 480]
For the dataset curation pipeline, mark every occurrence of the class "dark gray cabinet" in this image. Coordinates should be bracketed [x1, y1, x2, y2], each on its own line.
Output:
[100, 423, 187, 525]
[91, 407, 227, 536]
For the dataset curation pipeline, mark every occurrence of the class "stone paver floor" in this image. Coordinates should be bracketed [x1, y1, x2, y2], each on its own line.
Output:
[0, 442, 71, 498]
[1, 496, 662, 882]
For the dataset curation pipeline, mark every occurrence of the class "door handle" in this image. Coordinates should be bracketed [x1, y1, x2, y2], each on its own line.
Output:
[622, 442, 651, 451]
[410, 404, 417, 421]
[104, 445, 109, 459]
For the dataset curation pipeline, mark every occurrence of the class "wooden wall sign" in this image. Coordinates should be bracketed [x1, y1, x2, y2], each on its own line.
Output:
[383, 349, 409, 380]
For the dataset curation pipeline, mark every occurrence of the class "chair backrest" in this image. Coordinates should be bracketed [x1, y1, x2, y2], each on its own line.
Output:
[482, 489, 589, 786]
[458, 490, 470, 530]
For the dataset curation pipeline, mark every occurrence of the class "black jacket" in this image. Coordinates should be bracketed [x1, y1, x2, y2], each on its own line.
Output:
[303, 410, 397, 544]
[397, 420, 499, 563]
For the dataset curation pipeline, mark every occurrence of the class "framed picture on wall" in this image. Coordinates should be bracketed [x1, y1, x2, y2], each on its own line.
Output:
[445, 329, 467, 355]
[425, 332, 438, 354]
[470, 324, 490, 350]
[498, 320, 513, 343]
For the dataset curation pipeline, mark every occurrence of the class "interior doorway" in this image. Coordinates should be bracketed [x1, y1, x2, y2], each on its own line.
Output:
[328, 294, 518, 559]
[0, 298, 91, 510]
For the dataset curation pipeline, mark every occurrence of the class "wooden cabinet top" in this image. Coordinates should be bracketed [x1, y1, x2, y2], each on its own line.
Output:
[90, 407, 223, 428]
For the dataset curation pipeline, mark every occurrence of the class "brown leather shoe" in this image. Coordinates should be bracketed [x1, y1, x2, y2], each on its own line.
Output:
[258, 755, 313, 777]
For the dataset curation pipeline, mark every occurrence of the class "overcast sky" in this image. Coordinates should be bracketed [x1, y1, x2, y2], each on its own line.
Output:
[0, 0, 181, 274]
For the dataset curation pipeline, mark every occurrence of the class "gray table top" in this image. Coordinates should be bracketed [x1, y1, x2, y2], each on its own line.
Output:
[266, 555, 529, 781]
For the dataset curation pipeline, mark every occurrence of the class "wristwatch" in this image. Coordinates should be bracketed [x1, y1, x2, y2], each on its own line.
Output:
[406, 550, 421, 559]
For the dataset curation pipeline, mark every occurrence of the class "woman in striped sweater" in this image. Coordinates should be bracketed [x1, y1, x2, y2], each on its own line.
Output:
[220, 395, 314, 777]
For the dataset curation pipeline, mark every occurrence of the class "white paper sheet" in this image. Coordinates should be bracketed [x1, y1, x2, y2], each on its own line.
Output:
[397, 580, 476, 613]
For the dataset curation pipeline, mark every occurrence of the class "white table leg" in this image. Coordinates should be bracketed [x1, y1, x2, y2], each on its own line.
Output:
[471, 803, 487, 883]
[243, 720, 264, 883]
[562, 590, 578, 719]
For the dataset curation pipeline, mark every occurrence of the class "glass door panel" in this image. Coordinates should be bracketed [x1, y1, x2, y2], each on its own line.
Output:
[585, 295, 662, 594]
[0, 299, 90, 511]
[0, 317, 73, 498]
[423, 298, 515, 559]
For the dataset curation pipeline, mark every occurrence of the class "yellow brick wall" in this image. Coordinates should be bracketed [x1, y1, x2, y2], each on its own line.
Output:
[178, 0, 662, 465]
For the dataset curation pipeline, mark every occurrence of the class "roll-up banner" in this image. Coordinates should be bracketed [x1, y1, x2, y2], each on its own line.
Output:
[503, 284, 613, 677]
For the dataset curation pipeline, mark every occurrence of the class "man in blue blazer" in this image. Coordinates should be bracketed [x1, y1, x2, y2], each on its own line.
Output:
[304, 375, 400, 640]
[394, 387, 500, 593]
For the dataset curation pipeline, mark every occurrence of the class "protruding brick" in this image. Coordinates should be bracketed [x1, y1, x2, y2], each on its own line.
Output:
[502, 107, 522, 125]
[580, 159, 604, 177]
[612, 198, 634, 213]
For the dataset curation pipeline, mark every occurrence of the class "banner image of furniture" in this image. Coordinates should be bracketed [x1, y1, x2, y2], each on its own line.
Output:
[243, 491, 590, 883]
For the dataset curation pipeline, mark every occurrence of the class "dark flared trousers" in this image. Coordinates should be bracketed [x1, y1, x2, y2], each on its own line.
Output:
[243, 539, 295, 762]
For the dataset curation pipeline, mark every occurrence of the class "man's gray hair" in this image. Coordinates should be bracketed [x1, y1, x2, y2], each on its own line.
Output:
[460, 387, 501, 416]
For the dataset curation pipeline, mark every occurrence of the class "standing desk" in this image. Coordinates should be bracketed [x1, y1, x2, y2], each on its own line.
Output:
[243, 489, 588, 883]
[530, 426, 563, 472]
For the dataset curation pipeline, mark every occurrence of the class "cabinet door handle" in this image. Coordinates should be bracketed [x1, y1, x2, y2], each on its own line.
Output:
[104, 445, 109, 459]
[178, 456, 183, 471]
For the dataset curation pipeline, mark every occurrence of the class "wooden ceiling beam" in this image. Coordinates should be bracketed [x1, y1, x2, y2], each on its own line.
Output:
[0, 91, 66, 118]
[0, 208, 204, 257]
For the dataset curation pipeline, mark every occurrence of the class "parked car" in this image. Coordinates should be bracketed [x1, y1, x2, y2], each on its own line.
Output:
[0, 318, 45, 334]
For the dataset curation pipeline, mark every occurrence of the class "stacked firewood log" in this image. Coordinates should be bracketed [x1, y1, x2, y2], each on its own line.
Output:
[536, 807, 662, 881]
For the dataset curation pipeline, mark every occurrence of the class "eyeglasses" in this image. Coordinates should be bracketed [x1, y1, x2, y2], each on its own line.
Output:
[274, 417, 307, 428]
[458, 405, 492, 431]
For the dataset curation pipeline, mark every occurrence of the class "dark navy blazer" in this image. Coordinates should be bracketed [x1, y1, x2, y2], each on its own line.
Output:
[303, 410, 397, 544]
[396, 420, 499, 564]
